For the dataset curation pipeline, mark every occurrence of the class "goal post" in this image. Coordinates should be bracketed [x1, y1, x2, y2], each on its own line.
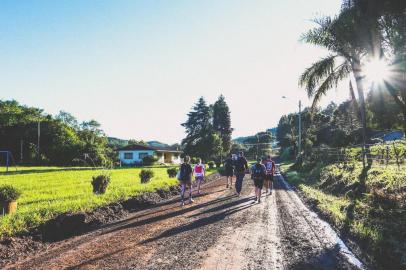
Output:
[0, 151, 17, 172]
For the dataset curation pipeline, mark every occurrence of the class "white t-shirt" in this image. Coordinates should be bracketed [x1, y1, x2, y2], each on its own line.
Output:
[194, 164, 205, 177]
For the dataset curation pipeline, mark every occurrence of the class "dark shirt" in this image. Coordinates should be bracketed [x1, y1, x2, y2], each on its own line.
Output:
[234, 156, 248, 174]
[180, 163, 193, 181]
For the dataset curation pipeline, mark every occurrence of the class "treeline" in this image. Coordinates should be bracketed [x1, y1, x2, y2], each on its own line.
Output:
[277, 89, 404, 159]
[0, 100, 112, 166]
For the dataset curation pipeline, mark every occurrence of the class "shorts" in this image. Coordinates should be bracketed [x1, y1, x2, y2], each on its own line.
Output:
[253, 177, 264, 189]
[225, 169, 234, 177]
[265, 174, 274, 182]
[179, 176, 192, 185]
[195, 176, 204, 181]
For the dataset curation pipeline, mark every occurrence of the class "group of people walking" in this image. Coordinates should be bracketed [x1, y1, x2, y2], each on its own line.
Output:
[177, 152, 276, 206]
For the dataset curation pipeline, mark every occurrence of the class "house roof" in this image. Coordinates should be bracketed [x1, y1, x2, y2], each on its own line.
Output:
[117, 144, 182, 153]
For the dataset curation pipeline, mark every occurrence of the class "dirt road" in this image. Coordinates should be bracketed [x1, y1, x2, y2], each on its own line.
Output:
[5, 174, 365, 270]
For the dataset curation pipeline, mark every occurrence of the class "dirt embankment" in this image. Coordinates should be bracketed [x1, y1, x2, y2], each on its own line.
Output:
[0, 174, 221, 268]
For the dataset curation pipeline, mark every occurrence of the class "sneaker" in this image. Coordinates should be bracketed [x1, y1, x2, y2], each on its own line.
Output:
[258, 198, 261, 203]
[180, 201, 185, 206]
[226, 184, 229, 188]
[189, 198, 194, 203]
[269, 190, 272, 195]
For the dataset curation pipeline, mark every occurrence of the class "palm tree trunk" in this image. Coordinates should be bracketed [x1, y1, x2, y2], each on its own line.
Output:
[352, 63, 368, 168]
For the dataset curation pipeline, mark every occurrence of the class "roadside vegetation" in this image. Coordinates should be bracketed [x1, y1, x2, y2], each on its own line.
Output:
[281, 160, 406, 269]
[0, 166, 214, 238]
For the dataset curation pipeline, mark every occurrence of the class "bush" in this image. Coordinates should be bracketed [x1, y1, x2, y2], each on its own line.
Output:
[142, 155, 158, 166]
[207, 161, 215, 169]
[140, 169, 154, 183]
[167, 168, 178, 178]
[217, 167, 226, 176]
[215, 161, 222, 168]
[0, 185, 21, 202]
[91, 174, 111, 194]
[191, 157, 199, 164]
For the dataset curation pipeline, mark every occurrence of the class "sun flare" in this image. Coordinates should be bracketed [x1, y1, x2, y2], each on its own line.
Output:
[362, 57, 391, 85]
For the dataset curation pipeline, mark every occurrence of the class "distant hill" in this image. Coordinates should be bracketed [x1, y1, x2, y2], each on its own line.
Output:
[233, 127, 277, 144]
[147, 141, 171, 149]
[108, 137, 175, 150]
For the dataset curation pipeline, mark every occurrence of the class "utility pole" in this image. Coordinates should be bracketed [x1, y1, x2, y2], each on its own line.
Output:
[20, 139, 23, 163]
[298, 100, 302, 157]
[282, 96, 302, 158]
[37, 121, 40, 162]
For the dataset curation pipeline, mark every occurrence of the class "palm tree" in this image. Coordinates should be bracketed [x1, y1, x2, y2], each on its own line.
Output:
[299, 13, 372, 167]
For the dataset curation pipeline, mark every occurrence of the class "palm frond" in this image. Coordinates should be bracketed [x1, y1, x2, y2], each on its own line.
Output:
[307, 61, 351, 111]
[299, 54, 337, 97]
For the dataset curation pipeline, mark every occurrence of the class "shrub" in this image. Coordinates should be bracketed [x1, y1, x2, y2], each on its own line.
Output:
[167, 168, 178, 178]
[140, 169, 154, 183]
[91, 174, 111, 194]
[217, 167, 226, 176]
[215, 161, 222, 168]
[191, 157, 199, 164]
[207, 161, 215, 169]
[0, 185, 22, 202]
[142, 155, 158, 166]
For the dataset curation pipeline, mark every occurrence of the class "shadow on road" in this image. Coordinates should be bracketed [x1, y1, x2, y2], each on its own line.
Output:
[101, 194, 238, 236]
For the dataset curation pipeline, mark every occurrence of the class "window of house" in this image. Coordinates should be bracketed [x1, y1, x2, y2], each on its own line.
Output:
[124, 152, 133, 160]
[139, 152, 149, 159]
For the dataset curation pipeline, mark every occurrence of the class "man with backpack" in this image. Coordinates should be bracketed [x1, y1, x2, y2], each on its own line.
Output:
[263, 155, 276, 195]
[251, 158, 267, 203]
[178, 156, 193, 206]
[224, 154, 235, 189]
[234, 151, 249, 196]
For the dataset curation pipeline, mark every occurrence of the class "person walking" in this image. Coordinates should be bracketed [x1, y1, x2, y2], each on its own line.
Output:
[193, 158, 205, 195]
[224, 154, 235, 189]
[263, 155, 276, 195]
[251, 158, 267, 203]
[234, 151, 249, 196]
[178, 156, 194, 206]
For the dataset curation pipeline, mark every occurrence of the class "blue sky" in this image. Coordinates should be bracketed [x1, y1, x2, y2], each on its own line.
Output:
[0, 0, 346, 143]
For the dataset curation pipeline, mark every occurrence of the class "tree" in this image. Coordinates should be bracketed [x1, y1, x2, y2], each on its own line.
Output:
[181, 97, 213, 161]
[299, 9, 376, 166]
[212, 95, 233, 156]
[55, 111, 79, 130]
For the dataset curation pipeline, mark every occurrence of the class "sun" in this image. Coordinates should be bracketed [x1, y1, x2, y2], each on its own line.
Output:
[362, 57, 391, 85]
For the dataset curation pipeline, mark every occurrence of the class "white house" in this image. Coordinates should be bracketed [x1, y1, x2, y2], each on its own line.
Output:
[118, 144, 182, 165]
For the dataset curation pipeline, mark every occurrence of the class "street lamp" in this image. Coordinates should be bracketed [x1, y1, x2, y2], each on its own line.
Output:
[282, 96, 302, 158]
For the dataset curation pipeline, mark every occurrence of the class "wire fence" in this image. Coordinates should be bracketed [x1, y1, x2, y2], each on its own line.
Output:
[309, 140, 406, 171]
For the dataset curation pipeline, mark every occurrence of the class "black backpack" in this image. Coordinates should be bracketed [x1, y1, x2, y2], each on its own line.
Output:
[252, 164, 264, 178]
[179, 164, 188, 180]
[235, 157, 246, 172]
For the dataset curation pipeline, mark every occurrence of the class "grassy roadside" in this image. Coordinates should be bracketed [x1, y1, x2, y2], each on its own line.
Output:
[280, 161, 406, 270]
[0, 166, 216, 238]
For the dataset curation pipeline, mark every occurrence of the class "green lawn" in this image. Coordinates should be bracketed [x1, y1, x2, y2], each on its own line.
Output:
[0, 166, 215, 237]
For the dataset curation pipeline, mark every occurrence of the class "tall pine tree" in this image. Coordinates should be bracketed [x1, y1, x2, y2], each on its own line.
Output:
[181, 97, 221, 161]
[212, 95, 233, 155]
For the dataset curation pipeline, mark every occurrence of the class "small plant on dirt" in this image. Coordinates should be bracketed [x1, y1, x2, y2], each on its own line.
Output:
[167, 168, 178, 178]
[217, 167, 226, 176]
[0, 185, 21, 203]
[142, 155, 158, 166]
[91, 174, 111, 194]
[140, 169, 154, 183]
[207, 161, 215, 169]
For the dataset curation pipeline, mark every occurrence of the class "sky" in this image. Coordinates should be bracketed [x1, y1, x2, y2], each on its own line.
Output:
[0, 0, 349, 144]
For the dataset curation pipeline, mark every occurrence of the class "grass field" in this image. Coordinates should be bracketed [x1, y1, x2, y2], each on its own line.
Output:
[0, 166, 215, 238]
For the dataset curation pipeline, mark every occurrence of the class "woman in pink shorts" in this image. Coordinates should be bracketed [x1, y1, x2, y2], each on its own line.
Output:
[193, 159, 206, 195]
